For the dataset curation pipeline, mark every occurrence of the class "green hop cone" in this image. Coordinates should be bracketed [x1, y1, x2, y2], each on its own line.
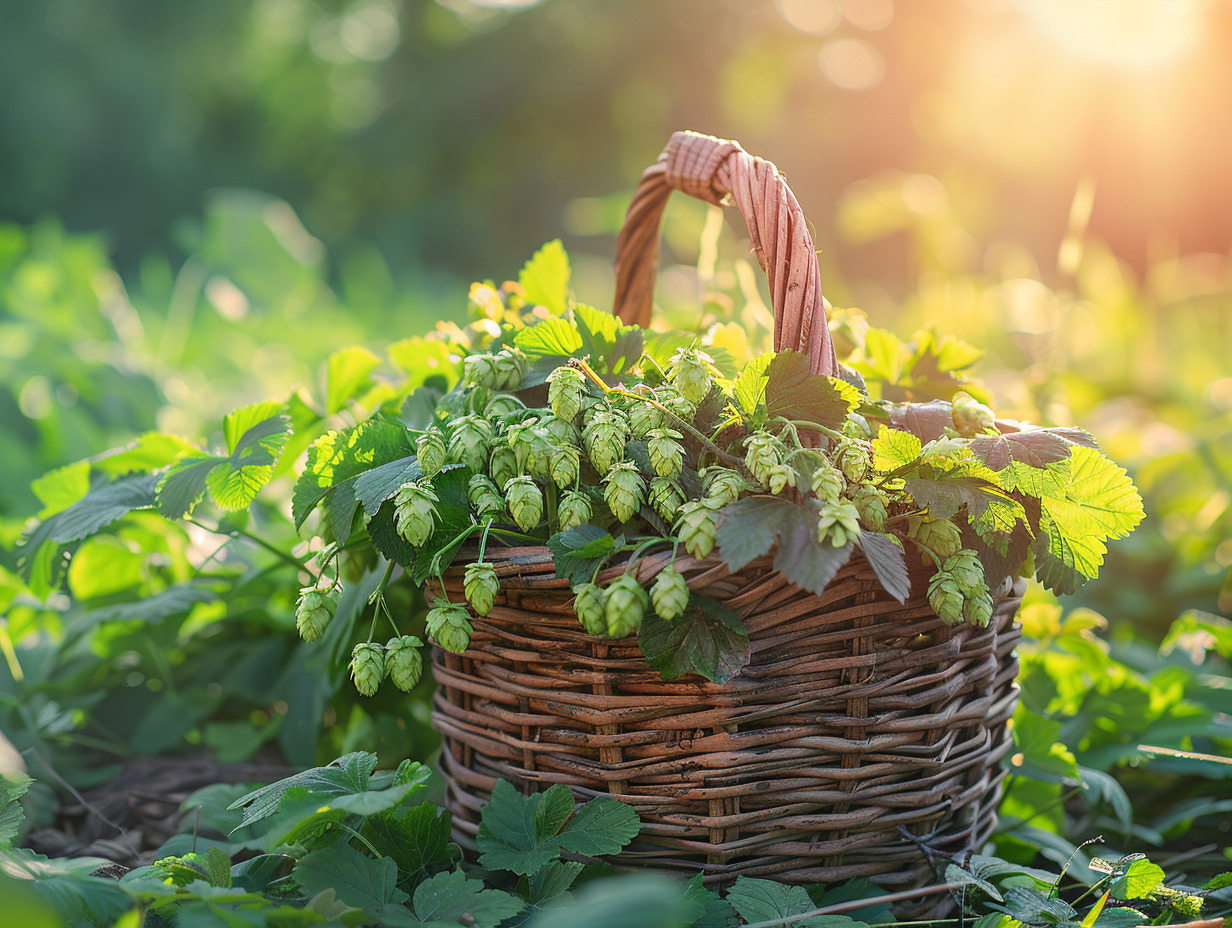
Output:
[650, 566, 689, 621]
[492, 347, 528, 390]
[464, 561, 500, 616]
[816, 499, 862, 547]
[835, 440, 870, 483]
[702, 467, 746, 507]
[546, 366, 585, 422]
[416, 430, 449, 478]
[669, 348, 716, 405]
[943, 549, 985, 592]
[627, 401, 662, 440]
[349, 642, 386, 697]
[488, 443, 519, 488]
[951, 394, 997, 437]
[572, 582, 607, 636]
[467, 474, 505, 520]
[810, 461, 846, 502]
[394, 481, 439, 546]
[744, 431, 784, 486]
[766, 462, 796, 495]
[426, 600, 473, 654]
[295, 587, 336, 642]
[558, 490, 593, 530]
[583, 409, 628, 474]
[505, 420, 549, 476]
[927, 573, 965, 625]
[604, 574, 648, 637]
[384, 636, 424, 692]
[675, 500, 720, 559]
[657, 386, 696, 421]
[910, 515, 963, 560]
[484, 394, 523, 418]
[504, 476, 544, 532]
[647, 428, 685, 479]
[649, 476, 685, 524]
[549, 444, 580, 489]
[962, 585, 994, 627]
[537, 413, 577, 446]
[462, 354, 499, 389]
[842, 413, 872, 441]
[853, 484, 889, 531]
[448, 415, 492, 472]
[604, 461, 646, 523]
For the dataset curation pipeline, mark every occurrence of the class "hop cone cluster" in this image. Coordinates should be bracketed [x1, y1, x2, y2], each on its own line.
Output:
[810, 462, 845, 502]
[558, 490, 593, 530]
[647, 428, 684, 479]
[669, 348, 716, 404]
[583, 408, 628, 474]
[628, 401, 661, 440]
[449, 415, 492, 471]
[468, 474, 505, 520]
[702, 467, 745, 507]
[927, 549, 993, 626]
[546, 366, 585, 421]
[649, 477, 685, 523]
[853, 485, 889, 531]
[816, 500, 862, 547]
[416, 430, 448, 477]
[951, 394, 996, 437]
[909, 515, 963, 560]
[675, 500, 719, 559]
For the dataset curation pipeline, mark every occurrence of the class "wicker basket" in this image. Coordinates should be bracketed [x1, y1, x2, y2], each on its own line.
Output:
[429, 131, 1024, 893]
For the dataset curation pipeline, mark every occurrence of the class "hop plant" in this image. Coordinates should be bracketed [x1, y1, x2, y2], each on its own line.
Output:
[657, 385, 696, 421]
[546, 366, 585, 421]
[649, 476, 685, 524]
[927, 572, 965, 625]
[448, 415, 493, 472]
[628, 400, 662, 439]
[549, 444, 580, 489]
[464, 561, 500, 616]
[558, 490, 593, 530]
[702, 467, 746, 507]
[537, 414, 577, 446]
[462, 354, 499, 389]
[944, 549, 986, 593]
[605, 574, 648, 637]
[647, 428, 684, 479]
[766, 462, 796, 495]
[853, 484, 889, 531]
[675, 500, 720, 559]
[426, 600, 473, 654]
[295, 587, 336, 642]
[505, 419, 550, 477]
[910, 515, 964, 559]
[350, 642, 385, 697]
[669, 348, 716, 404]
[416, 430, 448, 478]
[492, 347, 528, 390]
[834, 439, 869, 483]
[488, 444, 519, 488]
[604, 461, 646, 523]
[744, 430, 785, 487]
[504, 476, 544, 532]
[951, 394, 997, 437]
[842, 413, 872, 441]
[572, 582, 607, 636]
[394, 481, 439, 546]
[484, 394, 523, 418]
[650, 566, 689, 621]
[816, 499, 862, 547]
[583, 408, 628, 474]
[810, 461, 845, 502]
[467, 474, 505, 520]
[384, 635, 424, 692]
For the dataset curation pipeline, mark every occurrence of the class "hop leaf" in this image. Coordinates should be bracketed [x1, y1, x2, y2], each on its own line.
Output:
[492, 347, 528, 390]
[549, 444, 580, 489]
[603, 461, 646, 523]
[909, 515, 963, 559]
[628, 401, 662, 440]
[558, 490, 593, 530]
[927, 573, 965, 625]
[546, 366, 585, 421]
[853, 484, 889, 531]
[669, 348, 717, 404]
[650, 567, 689, 621]
[604, 574, 648, 637]
[647, 428, 685, 479]
[463, 354, 500, 389]
[648, 476, 685, 524]
[816, 500, 862, 547]
[468, 474, 505, 519]
[572, 582, 606, 636]
[416, 430, 448, 478]
[504, 476, 544, 532]
[702, 467, 746, 507]
[810, 461, 846, 502]
[675, 500, 720, 559]
[350, 642, 386, 697]
[295, 587, 336, 642]
[426, 599, 473, 653]
[464, 562, 500, 616]
[448, 415, 493, 472]
[385, 635, 424, 692]
[488, 444, 519, 488]
[394, 481, 440, 546]
[952, 393, 997, 437]
[583, 409, 628, 474]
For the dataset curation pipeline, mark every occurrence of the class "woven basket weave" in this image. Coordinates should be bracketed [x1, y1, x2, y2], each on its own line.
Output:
[430, 131, 1024, 892]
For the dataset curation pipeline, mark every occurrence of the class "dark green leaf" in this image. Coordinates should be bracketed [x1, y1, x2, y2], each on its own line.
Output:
[292, 416, 412, 530]
[856, 531, 910, 603]
[944, 863, 1004, 902]
[226, 752, 377, 830]
[527, 860, 585, 906]
[726, 876, 859, 927]
[682, 873, 738, 928]
[764, 349, 859, 430]
[293, 843, 408, 910]
[532, 873, 706, 928]
[362, 802, 452, 879]
[546, 525, 615, 586]
[155, 454, 219, 519]
[990, 886, 1077, 927]
[714, 496, 800, 573]
[775, 513, 854, 596]
[412, 869, 525, 928]
[354, 456, 422, 521]
[639, 595, 750, 685]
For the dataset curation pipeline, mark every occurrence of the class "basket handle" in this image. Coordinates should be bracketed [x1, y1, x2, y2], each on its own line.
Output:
[613, 130, 838, 377]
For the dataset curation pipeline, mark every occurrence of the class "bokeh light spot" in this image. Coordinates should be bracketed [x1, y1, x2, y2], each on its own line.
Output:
[819, 37, 884, 90]
[1014, 0, 1207, 70]
[840, 0, 894, 31]
[776, 0, 842, 36]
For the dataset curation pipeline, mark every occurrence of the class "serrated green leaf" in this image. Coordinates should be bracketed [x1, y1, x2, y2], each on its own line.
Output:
[362, 802, 452, 880]
[293, 844, 407, 910]
[528, 861, 585, 906]
[776, 514, 854, 596]
[856, 531, 910, 603]
[1012, 707, 1081, 782]
[945, 863, 1004, 902]
[326, 346, 382, 415]
[714, 496, 801, 572]
[292, 416, 412, 531]
[1110, 857, 1164, 901]
[0, 772, 32, 846]
[990, 886, 1077, 927]
[513, 316, 584, 360]
[354, 457, 422, 521]
[726, 877, 850, 927]
[205, 460, 274, 511]
[226, 752, 377, 830]
[223, 401, 286, 455]
[156, 453, 220, 519]
[412, 869, 525, 928]
[733, 352, 773, 419]
[639, 595, 750, 685]
[30, 460, 91, 518]
[871, 425, 922, 472]
[765, 350, 859, 429]
[546, 525, 615, 586]
[519, 239, 571, 315]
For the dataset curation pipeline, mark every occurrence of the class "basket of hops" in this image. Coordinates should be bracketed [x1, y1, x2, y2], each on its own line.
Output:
[340, 132, 1145, 890]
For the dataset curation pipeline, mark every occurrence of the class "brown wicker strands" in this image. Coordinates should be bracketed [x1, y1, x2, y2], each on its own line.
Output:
[432, 549, 1023, 891]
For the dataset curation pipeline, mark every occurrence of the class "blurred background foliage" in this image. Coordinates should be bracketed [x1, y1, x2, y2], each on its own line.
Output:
[0, 0, 1229, 866]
